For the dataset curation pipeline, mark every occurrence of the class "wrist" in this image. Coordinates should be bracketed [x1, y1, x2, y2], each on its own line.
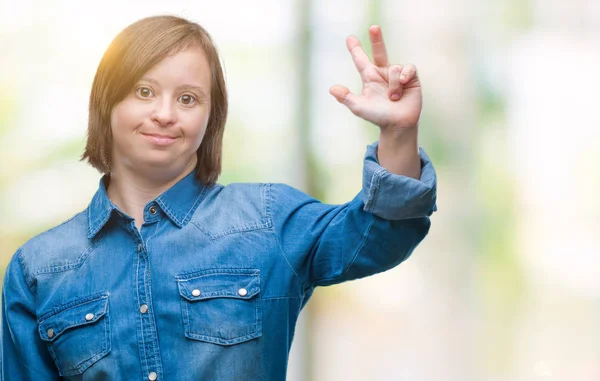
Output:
[376, 127, 421, 178]
[379, 125, 419, 150]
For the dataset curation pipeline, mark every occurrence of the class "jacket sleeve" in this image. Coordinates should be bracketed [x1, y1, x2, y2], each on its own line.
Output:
[270, 141, 437, 290]
[2, 250, 60, 380]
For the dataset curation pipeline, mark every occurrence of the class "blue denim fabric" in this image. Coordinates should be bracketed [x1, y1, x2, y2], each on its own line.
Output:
[1, 141, 437, 380]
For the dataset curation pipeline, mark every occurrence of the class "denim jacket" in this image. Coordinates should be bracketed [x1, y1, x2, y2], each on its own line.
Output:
[1, 141, 437, 381]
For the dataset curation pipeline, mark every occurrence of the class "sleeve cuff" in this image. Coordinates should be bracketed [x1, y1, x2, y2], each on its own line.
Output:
[362, 140, 438, 220]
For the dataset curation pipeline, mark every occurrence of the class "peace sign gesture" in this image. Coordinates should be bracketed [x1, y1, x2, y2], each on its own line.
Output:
[330, 25, 422, 133]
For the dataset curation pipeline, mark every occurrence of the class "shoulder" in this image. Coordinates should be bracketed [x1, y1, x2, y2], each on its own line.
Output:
[15, 209, 94, 283]
[267, 182, 315, 204]
[199, 182, 314, 214]
[205, 182, 266, 202]
[187, 182, 270, 239]
[188, 182, 312, 239]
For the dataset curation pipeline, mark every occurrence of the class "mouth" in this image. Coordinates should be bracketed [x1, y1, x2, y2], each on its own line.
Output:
[141, 133, 178, 146]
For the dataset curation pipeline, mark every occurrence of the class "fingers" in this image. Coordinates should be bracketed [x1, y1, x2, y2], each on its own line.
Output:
[400, 64, 418, 84]
[389, 64, 418, 101]
[346, 36, 371, 75]
[369, 25, 389, 67]
[388, 65, 404, 100]
[329, 85, 361, 114]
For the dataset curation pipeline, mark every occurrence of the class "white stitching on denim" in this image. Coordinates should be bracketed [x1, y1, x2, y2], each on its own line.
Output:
[267, 184, 304, 288]
[181, 187, 206, 224]
[143, 229, 163, 377]
[157, 199, 181, 226]
[312, 204, 377, 286]
[364, 168, 385, 212]
[134, 239, 150, 374]
[177, 270, 262, 345]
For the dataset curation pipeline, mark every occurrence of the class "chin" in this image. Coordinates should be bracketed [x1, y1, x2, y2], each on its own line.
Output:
[140, 154, 196, 173]
[125, 151, 173, 168]
[119, 149, 196, 173]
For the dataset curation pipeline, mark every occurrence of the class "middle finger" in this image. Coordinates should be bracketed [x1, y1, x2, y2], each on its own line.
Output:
[369, 25, 389, 68]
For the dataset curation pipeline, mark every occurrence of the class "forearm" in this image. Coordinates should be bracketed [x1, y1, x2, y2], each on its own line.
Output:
[377, 127, 421, 180]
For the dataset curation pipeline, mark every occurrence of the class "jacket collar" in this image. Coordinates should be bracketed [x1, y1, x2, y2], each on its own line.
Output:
[87, 170, 207, 239]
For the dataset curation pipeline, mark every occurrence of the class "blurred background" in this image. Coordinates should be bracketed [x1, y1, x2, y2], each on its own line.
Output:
[1, 0, 598, 380]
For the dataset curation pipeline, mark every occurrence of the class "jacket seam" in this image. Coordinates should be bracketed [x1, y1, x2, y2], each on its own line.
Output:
[265, 183, 305, 291]
[262, 296, 300, 301]
[15, 249, 35, 292]
[38, 292, 109, 322]
[364, 168, 385, 212]
[87, 205, 112, 238]
[181, 184, 208, 224]
[156, 198, 183, 226]
[175, 268, 260, 280]
[31, 231, 106, 276]
[311, 204, 377, 286]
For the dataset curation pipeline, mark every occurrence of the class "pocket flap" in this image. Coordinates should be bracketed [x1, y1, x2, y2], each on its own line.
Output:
[176, 270, 260, 302]
[38, 292, 109, 342]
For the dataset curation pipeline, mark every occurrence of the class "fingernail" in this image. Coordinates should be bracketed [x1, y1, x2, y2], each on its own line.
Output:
[391, 94, 400, 101]
[400, 74, 407, 81]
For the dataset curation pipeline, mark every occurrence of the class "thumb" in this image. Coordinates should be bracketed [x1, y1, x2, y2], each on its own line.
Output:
[329, 85, 361, 114]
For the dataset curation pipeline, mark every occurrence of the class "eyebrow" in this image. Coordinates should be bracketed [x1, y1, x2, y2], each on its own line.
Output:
[139, 77, 208, 98]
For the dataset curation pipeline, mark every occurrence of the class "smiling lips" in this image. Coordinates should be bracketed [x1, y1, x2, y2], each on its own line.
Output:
[141, 133, 178, 146]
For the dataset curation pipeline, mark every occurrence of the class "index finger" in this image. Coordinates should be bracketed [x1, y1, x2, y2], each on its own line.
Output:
[346, 35, 371, 75]
[369, 25, 389, 67]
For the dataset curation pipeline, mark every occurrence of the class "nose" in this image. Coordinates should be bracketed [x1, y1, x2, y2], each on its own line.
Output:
[151, 98, 176, 126]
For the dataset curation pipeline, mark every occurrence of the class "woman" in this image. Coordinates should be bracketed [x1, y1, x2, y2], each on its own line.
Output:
[1, 15, 437, 380]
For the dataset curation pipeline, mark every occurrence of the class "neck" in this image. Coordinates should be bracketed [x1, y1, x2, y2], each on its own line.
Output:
[106, 162, 196, 230]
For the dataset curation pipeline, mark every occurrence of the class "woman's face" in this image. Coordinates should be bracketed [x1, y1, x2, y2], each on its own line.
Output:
[110, 47, 212, 178]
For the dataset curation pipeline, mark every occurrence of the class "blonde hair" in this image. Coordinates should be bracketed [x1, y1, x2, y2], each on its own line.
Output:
[81, 15, 228, 186]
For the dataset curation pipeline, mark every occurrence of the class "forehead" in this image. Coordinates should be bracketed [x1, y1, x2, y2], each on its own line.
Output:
[141, 47, 211, 88]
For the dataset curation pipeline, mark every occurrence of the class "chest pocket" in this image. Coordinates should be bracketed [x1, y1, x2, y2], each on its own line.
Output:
[176, 269, 262, 346]
[37, 292, 111, 376]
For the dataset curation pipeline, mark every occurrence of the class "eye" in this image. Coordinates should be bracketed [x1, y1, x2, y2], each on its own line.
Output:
[136, 86, 154, 98]
[178, 94, 196, 106]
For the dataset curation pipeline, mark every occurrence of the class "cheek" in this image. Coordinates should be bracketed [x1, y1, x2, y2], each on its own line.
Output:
[110, 106, 128, 136]
[111, 100, 143, 133]
[109, 112, 119, 135]
[184, 110, 210, 143]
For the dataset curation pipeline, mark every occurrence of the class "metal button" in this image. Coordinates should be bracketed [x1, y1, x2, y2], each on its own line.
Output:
[85, 313, 94, 321]
[140, 304, 149, 314]
[148, 372, 158, 380]
[47, 328, 55, 338]
[138, 243, 143, 252]
[238, 288, 248, 297]
[149, 206, 157, 215]
[192, 289, 201, 297]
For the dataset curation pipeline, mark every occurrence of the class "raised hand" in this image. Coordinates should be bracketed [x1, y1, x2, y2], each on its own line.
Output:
[329, 25, 422, 134]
